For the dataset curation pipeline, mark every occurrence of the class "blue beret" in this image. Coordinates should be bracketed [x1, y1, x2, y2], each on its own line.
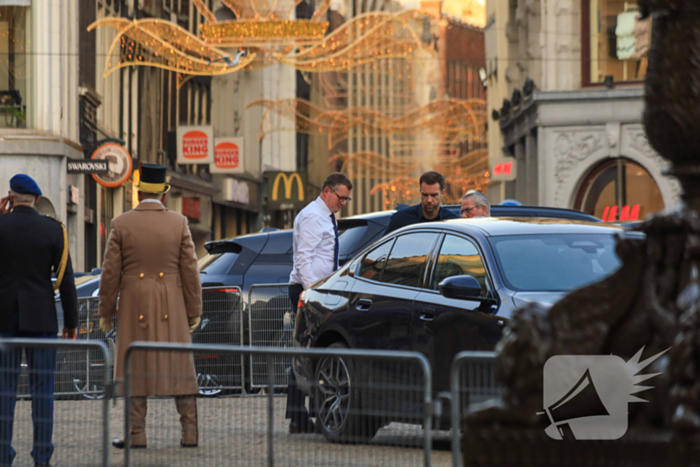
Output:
[10, 174, 42, 196]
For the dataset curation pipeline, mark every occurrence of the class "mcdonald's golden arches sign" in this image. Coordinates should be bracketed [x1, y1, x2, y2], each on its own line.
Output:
[266, 171, 307, 210]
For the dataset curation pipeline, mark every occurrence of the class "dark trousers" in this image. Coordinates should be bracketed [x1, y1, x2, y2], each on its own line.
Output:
[0, 332, 56, 467]
[285, 283, 315, 426]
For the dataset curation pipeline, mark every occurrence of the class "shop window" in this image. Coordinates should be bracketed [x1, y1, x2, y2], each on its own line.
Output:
[0, 6, 29, 128]
[574, 158, 665, 222]
[584, 0, 650, 85]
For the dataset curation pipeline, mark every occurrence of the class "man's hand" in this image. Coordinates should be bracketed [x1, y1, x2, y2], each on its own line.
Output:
[99, 317, 114, 334]
[188, 316, 201, 334]
[62, 327, 78, 340]
[0, 195, 11, 215]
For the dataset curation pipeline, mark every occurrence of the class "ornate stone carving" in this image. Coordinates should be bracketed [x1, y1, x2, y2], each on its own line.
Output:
[553, 131, 604, 206]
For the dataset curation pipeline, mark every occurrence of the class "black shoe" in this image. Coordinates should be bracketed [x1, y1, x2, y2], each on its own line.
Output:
[112, 438, 147, 449]
[180, 441, 198, 448]
[289, 418, 316, 434]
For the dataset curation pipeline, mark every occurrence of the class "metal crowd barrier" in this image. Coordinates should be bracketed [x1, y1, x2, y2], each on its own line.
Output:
[449, 351, 501, 467]
[0, 338, 112, 467]
[193, 286, 244, 394]
[123, 342, 434, 467]
[247, 284, 295, 389]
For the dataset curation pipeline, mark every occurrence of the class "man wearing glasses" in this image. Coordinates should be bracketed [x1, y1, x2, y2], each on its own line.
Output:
[286, 172, 353, 434]
[460, 190, 491, 218]
[383, 171, 459, 235]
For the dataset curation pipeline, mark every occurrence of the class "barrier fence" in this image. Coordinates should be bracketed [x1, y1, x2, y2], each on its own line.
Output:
[0, 339, 503, 466]
[248, 284, 295, 389]
[0, 338, 112, 467]
[123, 343, 434, 467]
[193, 287, 244, 394]
[42, 292, 507, 466]
[449, 351, 501, 467]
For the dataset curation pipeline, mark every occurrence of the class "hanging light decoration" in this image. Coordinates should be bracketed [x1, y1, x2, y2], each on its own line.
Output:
[88, 1, 437, 85]
[246, 97, 487, 149]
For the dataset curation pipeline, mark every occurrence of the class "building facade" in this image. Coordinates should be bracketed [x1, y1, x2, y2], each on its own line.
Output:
[484, 0, 679, 220]
[0, 1, 87, 269]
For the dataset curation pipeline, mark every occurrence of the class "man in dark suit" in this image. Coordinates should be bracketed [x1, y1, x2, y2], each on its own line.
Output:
[0, 174, 78, 467]
[383, 171, 459, 235]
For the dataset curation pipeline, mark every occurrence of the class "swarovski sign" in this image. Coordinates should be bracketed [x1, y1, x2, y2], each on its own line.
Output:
[67, 159, 110, 174]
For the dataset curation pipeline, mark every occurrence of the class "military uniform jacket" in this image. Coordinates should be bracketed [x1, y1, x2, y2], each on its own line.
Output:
[98, 201, 202, 397]
[0, 206, 78, 333]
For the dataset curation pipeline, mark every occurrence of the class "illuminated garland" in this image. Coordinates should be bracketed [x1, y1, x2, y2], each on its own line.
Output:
[88, 9, 436, 81]
[246, 97, 487, 149]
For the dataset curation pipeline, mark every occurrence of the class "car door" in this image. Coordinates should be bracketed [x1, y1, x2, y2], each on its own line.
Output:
[412, 233, 505, 393]
[348, 232, 439, 351]
[348, 232, 439, 420]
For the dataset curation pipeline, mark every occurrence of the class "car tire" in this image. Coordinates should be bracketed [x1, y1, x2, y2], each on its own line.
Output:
[313, 342, 381, 444]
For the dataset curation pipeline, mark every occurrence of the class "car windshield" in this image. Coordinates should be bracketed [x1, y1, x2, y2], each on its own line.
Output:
[489, 233, 623, 292]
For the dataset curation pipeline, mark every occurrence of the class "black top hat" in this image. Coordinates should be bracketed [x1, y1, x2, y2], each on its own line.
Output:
[137, 163, 170, 194]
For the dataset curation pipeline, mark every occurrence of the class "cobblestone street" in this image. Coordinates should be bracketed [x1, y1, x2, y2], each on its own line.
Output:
[7, 396, 451, 467]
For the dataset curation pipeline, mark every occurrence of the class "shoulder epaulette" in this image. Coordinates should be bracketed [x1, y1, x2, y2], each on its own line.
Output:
[52, 218, 69, 291]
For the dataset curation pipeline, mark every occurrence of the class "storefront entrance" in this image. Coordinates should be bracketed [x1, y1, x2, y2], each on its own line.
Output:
[574, 158, 665, 222]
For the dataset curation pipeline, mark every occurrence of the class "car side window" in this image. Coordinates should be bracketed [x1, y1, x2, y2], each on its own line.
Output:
[381, 233, 438, 288]
[358, 239, 393, 282]
[431, 235, 489, 295]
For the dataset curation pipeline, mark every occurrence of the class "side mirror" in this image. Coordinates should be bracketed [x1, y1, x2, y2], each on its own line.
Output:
[438, 275, 482, 300]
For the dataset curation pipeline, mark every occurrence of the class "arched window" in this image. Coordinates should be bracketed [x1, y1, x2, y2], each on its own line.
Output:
[574, 158, 664, 222]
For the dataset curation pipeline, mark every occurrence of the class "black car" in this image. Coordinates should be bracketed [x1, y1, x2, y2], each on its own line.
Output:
[292, 218, 640, 442]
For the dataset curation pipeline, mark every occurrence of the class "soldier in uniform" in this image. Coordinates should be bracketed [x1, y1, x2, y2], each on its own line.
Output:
[0, 174, 78, 467]
[98, 163, 202, 449]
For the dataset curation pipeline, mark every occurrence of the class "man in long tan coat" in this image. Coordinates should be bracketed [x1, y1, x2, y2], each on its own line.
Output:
[98, 163, 202, 449]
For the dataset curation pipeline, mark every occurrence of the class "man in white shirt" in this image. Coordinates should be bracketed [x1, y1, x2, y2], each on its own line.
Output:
[286, 172, 353, 434]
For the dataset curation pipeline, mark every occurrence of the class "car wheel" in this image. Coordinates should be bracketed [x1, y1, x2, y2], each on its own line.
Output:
[72, 376, 106, 400]
[197, 373, 224, 397]
[314, 342, 380, 444]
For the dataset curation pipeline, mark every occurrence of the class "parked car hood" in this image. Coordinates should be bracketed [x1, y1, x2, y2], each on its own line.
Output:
[511, 291, 566, 309]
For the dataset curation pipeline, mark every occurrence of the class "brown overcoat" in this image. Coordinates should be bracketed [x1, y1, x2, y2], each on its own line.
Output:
[98, 202, 202, 397]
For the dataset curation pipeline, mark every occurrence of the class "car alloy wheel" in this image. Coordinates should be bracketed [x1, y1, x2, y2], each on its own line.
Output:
[197, 373, 224, 396]
[316, 355, 351, 434]
[72, 377, 105, 400]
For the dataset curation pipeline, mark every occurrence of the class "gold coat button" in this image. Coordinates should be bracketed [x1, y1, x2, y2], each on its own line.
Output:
[139, 315, 144, 321]
[164, 315, 168, 320]
[139, 273, 144, 279]
[159, 272, 164, 278]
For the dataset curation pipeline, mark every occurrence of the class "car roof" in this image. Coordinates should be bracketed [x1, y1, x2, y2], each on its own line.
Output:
[343, 210, 397, 221]
[401, 217, 629, 237]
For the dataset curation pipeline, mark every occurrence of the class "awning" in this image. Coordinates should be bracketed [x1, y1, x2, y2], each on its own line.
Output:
[166, 170, 220, 197]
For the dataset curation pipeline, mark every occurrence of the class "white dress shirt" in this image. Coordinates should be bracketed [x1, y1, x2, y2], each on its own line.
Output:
[289, 197, 338, 289]
[139, 198, 163, 205]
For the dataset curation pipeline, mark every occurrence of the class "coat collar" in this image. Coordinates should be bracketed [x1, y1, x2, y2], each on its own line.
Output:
[11, 205, 38, 215]
[134, 202, 167, 212]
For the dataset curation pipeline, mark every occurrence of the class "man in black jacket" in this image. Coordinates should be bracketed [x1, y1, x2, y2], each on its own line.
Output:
[0, 174, 78, 467]
[383, 171, 459, 236]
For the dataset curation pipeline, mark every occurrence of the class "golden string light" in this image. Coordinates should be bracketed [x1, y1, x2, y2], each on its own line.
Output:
[88, 9, 436, 83]
[329, 151, 418, 177]
[246, 97, 487, 149]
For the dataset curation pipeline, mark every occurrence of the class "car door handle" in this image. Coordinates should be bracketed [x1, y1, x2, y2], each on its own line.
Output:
[419, 312, 435, 322]
[356, 299, 372, 311]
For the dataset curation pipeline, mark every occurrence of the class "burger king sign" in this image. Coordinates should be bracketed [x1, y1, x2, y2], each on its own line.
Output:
[211, 137, 244, 174]
[176, 125, 213, 164]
